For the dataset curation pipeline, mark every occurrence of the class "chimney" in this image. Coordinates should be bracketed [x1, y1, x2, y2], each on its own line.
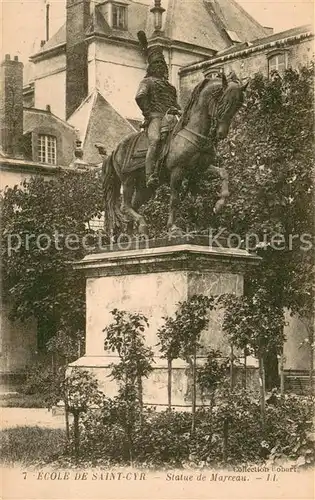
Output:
[264, 26, 274, 36]
[66, 0, 90, 119]
[0, 55, 24, 156]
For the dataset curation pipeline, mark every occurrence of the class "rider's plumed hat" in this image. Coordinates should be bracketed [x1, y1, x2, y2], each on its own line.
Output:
[137, 31, 167, 68]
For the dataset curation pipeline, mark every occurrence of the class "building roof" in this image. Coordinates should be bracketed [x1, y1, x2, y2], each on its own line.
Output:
[179, 23, 314, 74]
[34, 0, 269, 58]
[216, 23, 314, 57]
[67, 89, 136, 164]
[153, 0, 269, 53]
[41, 23, 67, 52]
[23, 107, 76, 134]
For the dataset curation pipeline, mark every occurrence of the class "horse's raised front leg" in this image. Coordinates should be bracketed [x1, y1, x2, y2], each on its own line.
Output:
[208, 165, 229, 214]
[167, 166, 184, 235]
[122, 174, 149, 235]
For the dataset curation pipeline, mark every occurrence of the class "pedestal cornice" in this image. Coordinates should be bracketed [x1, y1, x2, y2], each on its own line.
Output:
[73, 243, 261, 278]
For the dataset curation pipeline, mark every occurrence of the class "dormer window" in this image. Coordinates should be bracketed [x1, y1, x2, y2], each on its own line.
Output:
[38, 134, 57, 164]
[99, 0, 129, 30]
[268, 51, 288, 77]
[225, 29, 242, 44]
[112, 4, 127, 30]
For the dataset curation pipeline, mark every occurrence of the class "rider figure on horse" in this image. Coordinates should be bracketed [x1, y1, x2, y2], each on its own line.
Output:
[136, 31, 181, 188]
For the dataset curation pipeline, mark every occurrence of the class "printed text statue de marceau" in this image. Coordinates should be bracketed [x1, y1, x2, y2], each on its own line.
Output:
[135, 31, 181, 188]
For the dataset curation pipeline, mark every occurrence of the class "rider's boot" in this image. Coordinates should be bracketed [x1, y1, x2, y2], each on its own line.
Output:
[145, 146, 159, 189]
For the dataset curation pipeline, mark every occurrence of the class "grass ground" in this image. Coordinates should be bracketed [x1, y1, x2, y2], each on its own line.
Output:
[0, 426, 66, 466]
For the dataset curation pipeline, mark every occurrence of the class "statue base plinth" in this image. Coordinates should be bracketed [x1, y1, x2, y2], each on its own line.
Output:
[71, 240, 261, 406]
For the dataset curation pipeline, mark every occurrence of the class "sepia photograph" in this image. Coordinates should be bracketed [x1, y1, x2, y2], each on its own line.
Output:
[0, 0, 314, 498]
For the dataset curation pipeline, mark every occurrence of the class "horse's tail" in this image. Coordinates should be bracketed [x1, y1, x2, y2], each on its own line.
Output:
[102, 153, 124, 235]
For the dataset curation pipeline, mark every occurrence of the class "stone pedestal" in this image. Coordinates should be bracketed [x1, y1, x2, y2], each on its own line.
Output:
[70, 239, 260, 406]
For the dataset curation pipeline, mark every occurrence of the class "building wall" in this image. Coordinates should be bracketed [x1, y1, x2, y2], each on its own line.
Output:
[91, 40, 207, 120]
[0, 167, 46, 191]
[34, 54, 66, 120]
[217, 37, 313, 81]
[0, 301, 37, 375]
[166, 47, 210, 94]
[283, 311, 311, 371]
[91, 41, 146, 120]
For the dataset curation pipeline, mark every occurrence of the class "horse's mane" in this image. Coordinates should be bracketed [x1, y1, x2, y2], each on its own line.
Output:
[180, 78, 211, 128]
[179, 77, 225, 129]
[176, 72, 242, 132]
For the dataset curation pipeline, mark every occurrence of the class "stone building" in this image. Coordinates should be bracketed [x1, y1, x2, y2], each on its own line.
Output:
[0, 55, 78, 391]
[24, 0, 271, 157]
[0, 54, 78, 191]
[180, 24, 314, 105]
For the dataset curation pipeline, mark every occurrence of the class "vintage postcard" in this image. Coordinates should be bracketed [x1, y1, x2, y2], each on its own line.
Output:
[1, 0, 314, 499]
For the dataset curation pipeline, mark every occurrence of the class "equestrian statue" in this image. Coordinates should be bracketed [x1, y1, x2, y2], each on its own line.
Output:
[102, 31, 248, 237]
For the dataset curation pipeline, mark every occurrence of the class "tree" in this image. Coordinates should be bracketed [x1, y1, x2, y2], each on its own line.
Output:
[221, 291, 286, 429]
[62, 369, 103, 457]
[103, 309, 154, 464]
[143, 66, 314, 388]
[197, 348, 229, 403]
[157, 315, 182, 411]
[103, 309, 154, 413]
[1, 170, 104, 360]
[158, 295, 215, 434]
[197, 348, 230, 458]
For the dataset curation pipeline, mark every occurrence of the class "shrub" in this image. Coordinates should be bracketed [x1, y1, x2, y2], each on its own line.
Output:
[79, 395, 142, 463]
[188, 388, 262, 466]
[67, 389, 315, 468]
[264, 392, 314, 466]
[3, 390, 312, 468]
[20, 362, 65, 408]
[78, 389, 263, 467]
[134, 410, 192, 466]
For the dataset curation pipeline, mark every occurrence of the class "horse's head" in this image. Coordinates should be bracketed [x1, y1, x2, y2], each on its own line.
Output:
[214, 73, 248, 140]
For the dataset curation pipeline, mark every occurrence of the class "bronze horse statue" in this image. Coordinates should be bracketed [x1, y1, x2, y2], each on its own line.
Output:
[102, 72, 247, 236]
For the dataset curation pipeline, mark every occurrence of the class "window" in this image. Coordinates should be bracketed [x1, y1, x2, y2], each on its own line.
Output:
[268, 52, 288, 76]
[112, 4, 127, 29]
[38, 134, 57, 164]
